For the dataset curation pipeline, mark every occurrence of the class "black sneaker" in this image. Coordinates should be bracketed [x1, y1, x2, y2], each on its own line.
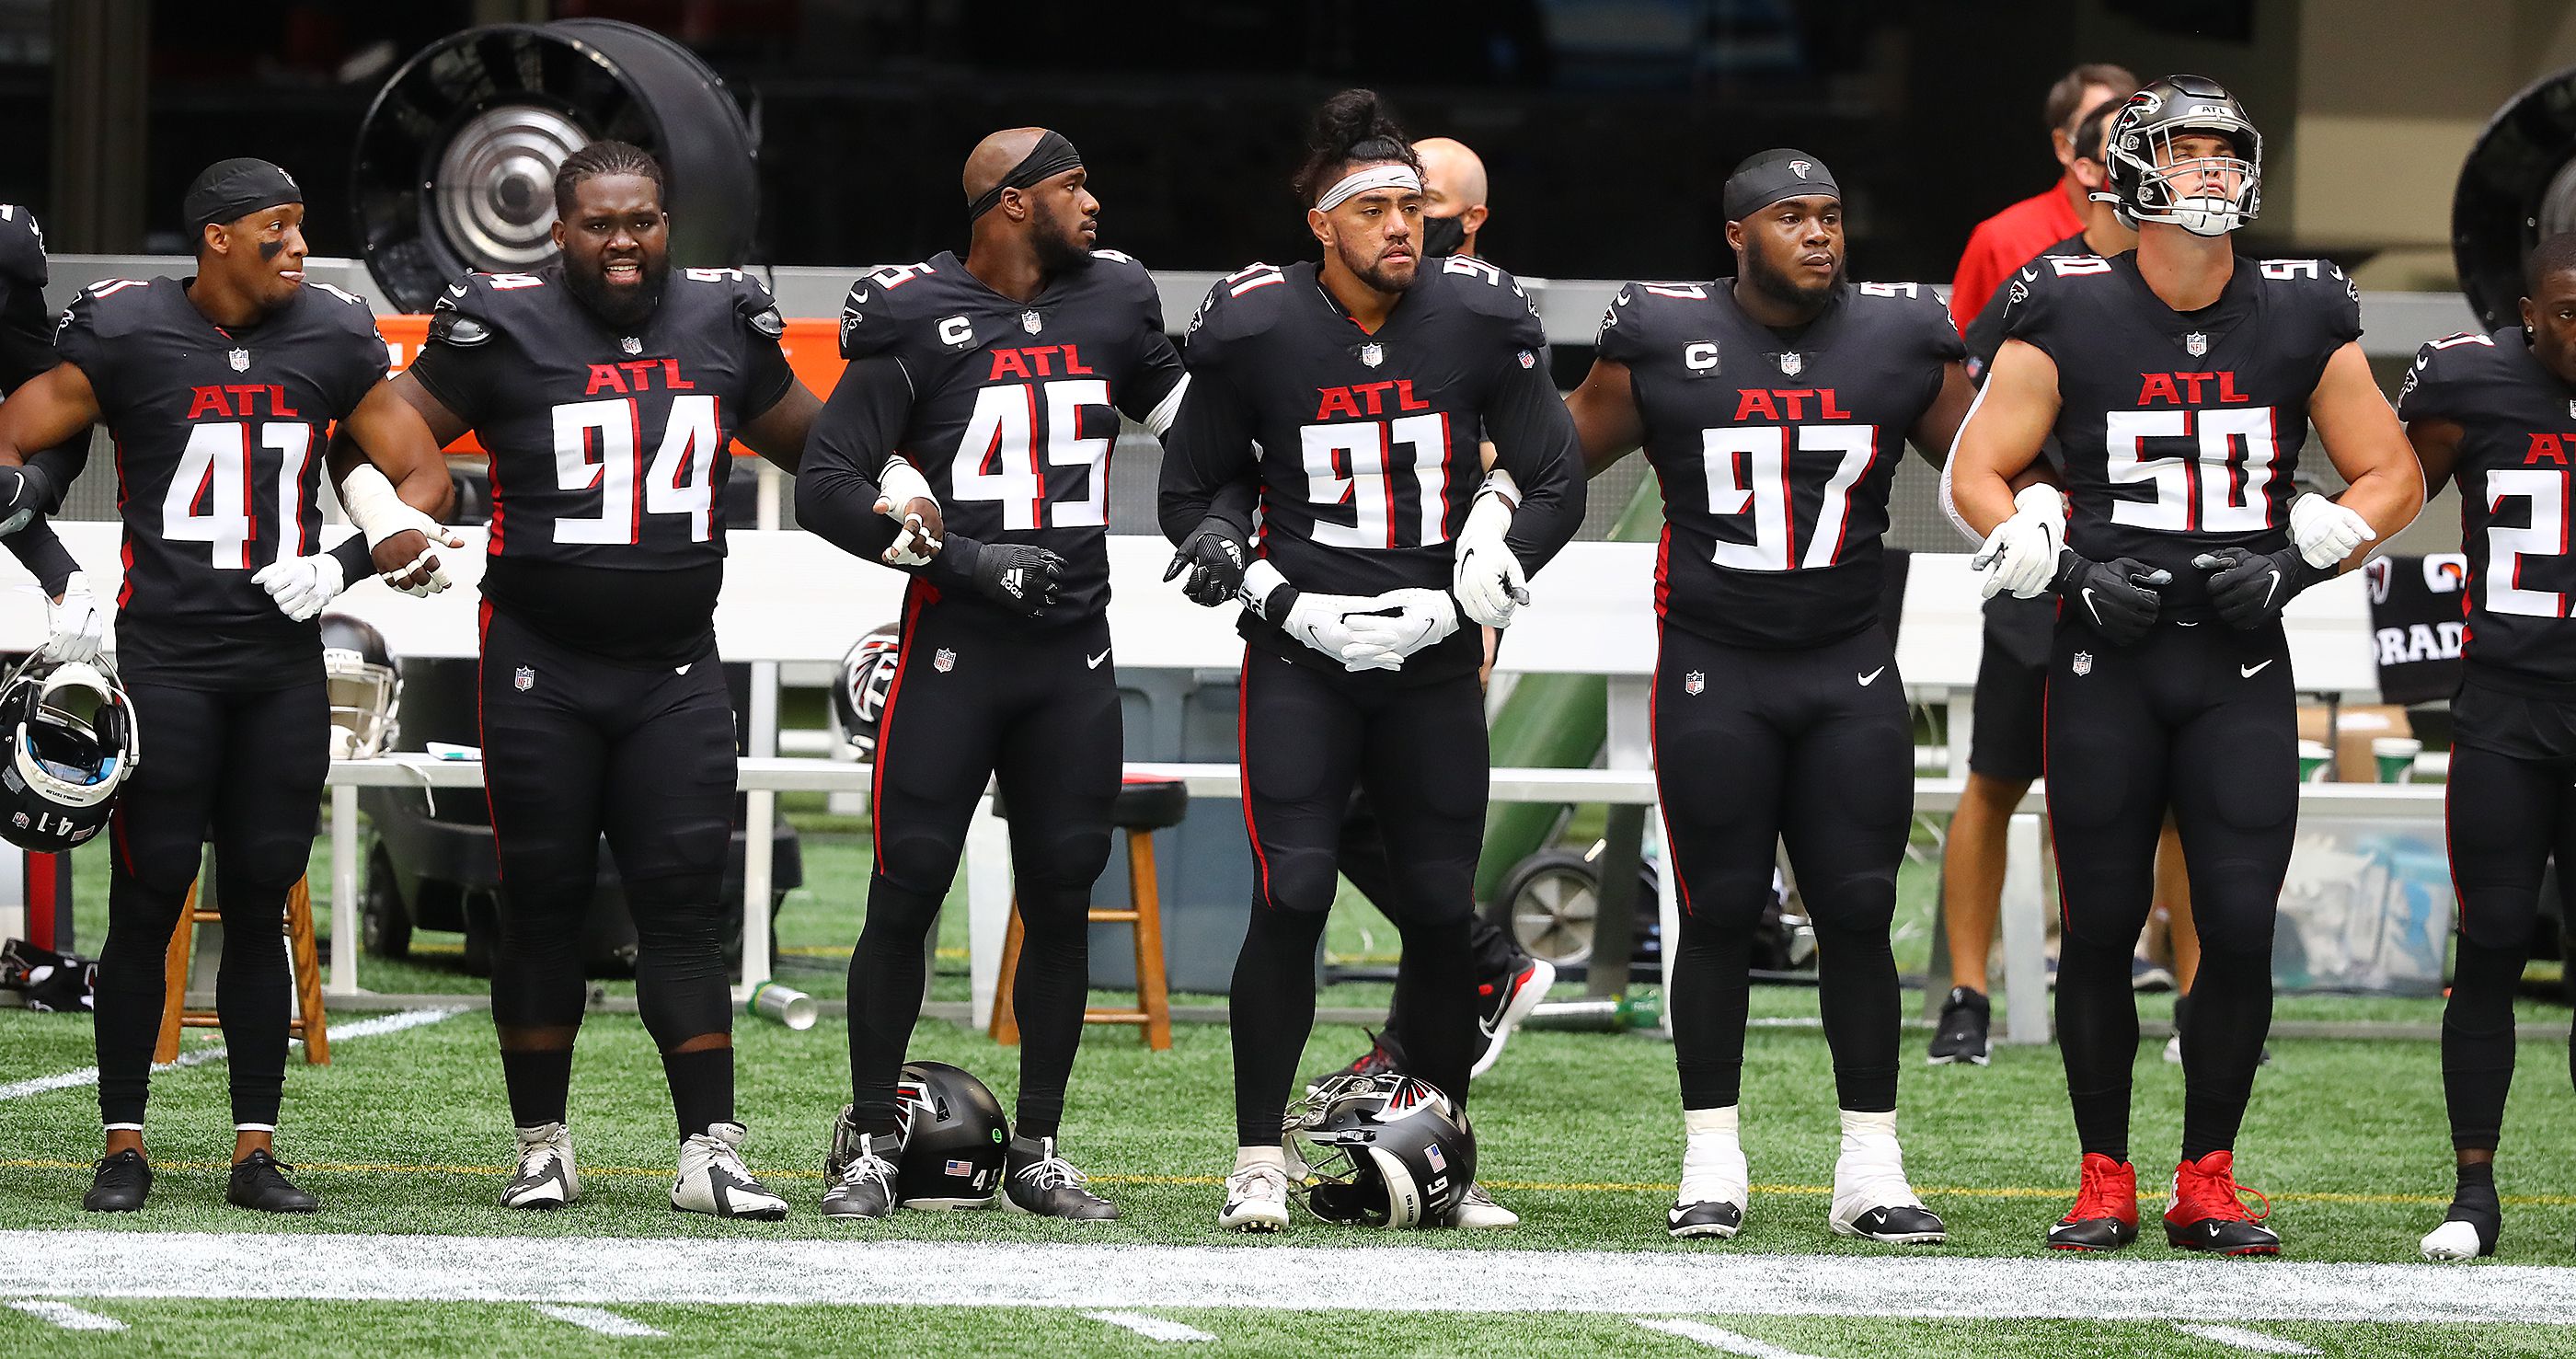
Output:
[1305, 1030, 1400, 1094]
[1000, 1135, 1119, 1220]
[227, 1148, 317, 1214]
[82, 1148, 151, 1213]
[1927, 987, 1991, 1065]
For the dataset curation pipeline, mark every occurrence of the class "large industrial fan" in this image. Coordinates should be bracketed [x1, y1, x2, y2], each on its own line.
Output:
[2455, 65, 2576, 330]
[351, 18, 758, 313]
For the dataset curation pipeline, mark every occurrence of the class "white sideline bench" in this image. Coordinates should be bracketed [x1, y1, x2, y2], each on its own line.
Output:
[0, 525, 2424, 1042]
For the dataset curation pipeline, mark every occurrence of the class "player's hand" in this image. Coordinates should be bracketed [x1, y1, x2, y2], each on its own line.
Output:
[873, 455, 945, 567]
[1280, 591, 1413, 672]
[40, 572, 104, 664]
[1375, 588, 1463, 660]
[2193, 547, 2324, 630]
[966, 540, 1066, 617]
[251, 551, 347, 622]
[2287, 492, 2373, 570]
[1453, 471, 1529, 627]
[369, 528, 452, 598]
[2053, 551, 2172, 646]
[1970, 483, 2064, 600]
[0, 462, 57, 537]
[1162, 519, 1248, 607]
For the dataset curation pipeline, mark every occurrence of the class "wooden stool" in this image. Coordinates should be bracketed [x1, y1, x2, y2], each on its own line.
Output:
[155, 875, 328, 1065]
[990, 776, 1190, 1051]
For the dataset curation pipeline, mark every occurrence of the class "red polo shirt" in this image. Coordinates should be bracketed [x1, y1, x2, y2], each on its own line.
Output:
[1949, 180, 2087, 332]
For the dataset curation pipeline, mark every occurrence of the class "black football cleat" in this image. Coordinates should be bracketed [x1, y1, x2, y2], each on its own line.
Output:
[2046, 1152, 2140, 1251]
[2162, 1150, 2279, 1255]
[1926, 987, 1991, 1066]
[83, 1148, 152, 1214]
[1667, 1198, 1744, 1239]
[227, 1148, 318, 1214]
[1001, 1135, 1119, 1220]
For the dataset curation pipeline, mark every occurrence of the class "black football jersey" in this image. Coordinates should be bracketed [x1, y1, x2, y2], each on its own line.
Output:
[834, 248, 1184, 626]
[409, 263, 795, 663]
[2002, 250, 2361, 616]
[2397, 328, 2576, 685]
[1596, 279, 1962, 649]
[1167, 256, 1583, 681]
[0, 204, 52, 391]
[52, 275, 388, 686]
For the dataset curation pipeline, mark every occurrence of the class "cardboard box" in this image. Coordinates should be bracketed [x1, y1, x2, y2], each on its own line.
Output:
[2296, 704, 2412, 783]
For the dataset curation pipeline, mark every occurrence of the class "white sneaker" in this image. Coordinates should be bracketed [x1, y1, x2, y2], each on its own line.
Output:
[671, 1122, 788, 1221]
[1828, 1111, 1946, 1244]
[1219, 1161, 1292, 1233]
[1469, 957, 1558, 1078]
[2421, 1218, 2490, 1261]
[1669, 1126, 1749, 1239]
[500, 1122, 579, 1210]
[1445, 1181, 1519, 1229]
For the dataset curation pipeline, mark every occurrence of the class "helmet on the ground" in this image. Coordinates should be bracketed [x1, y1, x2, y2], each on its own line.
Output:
[1288, 1072, 1476, 1228]
[832, 625, 901, 759]
[320, 613, 400, 759]
[0, 656, 137, 851]
[2098, 75, 2262, 236]
[895, 1060, 1008, 1206]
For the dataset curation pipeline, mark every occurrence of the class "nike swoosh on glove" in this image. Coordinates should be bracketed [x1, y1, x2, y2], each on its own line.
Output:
[40, 572, 105, 664]
[1162, 518, 1248, 607]
[2053, 551, 2173, 646]
[2192, 546, 2327, 630]
[2287, 492, 2374, 570]
[1453, 470, 1530, 628]
[1970, 483, 2065, 600]
[1279, 592, 1412, 672]
[1373, 588, 1463, 661]
[250, 551, 347, 622]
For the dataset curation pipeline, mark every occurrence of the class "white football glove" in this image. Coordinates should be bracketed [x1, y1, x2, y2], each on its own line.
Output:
[41, 572, 104, 664]
[2288, 491, 2374, 570]
[1374, 588, 1463, 661]
[1970, 484, 2066, 600]
[1452, 468, 1529, 628]
[1245, 560, 1408, 672]
[874, 455, 943, 567]
[250, 551, 347, 622]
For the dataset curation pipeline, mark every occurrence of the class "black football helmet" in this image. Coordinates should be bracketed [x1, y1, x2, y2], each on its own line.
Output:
[0, 656, 137, 852]
[1288, 1072, 1476, 1228]
[0, 938, 97, 1012]
[320, 613, 401, 759]
[2098, 75, 2262, 236]
[827, 1060, 1008, 1208]
[832, 625, 901, 759]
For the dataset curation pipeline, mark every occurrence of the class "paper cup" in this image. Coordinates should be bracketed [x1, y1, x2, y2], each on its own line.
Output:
[746, 981, 817, 1031]
[2373, 736, 2423, 784]
[2297, 740, 2334, 783]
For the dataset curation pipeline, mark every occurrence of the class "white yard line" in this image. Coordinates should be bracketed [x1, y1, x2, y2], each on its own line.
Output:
[535, 1304, 666, 1337]
[0, 1008, 461, 1103]
[1634, 1317, 1836, 1357]
[2176, 1322, 2322, 1354]
[1086, 1311, 1215, 1342]
[8, 1299, 126, 1331]
[5, 1232, 2576, 1326]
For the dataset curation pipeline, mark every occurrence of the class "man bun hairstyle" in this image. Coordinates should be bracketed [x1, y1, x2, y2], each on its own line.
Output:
[553, 140, 667, 217]
[1293, 88, 1421, 205]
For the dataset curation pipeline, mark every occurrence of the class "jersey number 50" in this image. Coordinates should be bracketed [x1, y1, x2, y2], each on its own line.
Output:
[2104, 408, 2279, 532]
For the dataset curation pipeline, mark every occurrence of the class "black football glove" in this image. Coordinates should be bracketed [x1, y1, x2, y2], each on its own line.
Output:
[2053, 550, 2173, 646]
[937, 534, 1066, 617]
[2192, 547, 2327, 630]
[1162, 517, 1248, 607]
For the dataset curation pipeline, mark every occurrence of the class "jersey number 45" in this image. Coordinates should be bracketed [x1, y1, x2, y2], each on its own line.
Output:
[953, 379, 1111, 531]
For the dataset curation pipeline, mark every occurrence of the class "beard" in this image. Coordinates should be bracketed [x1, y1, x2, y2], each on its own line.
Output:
[1340, 237, 1418, 295]
[562, 252, 669, 328]
[1030, 199, 1094, 275]
[1742, 243, 1839, 313]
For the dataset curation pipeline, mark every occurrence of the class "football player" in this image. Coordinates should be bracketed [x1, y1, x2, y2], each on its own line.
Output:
[0, 159, 457, 1215]
[391, 142, 820, 1220]
[1565, 149, 1972, 1243]
[1159, 89, 1583, 1233]
[795, 128, 1186, 1221]
[2402, 233, 2576, 1261]
[1949, 77, 2422, 1254]
[0, 202, 104, 654]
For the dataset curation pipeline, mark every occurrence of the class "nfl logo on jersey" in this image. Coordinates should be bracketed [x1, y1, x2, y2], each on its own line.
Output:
[514, 665, 535, 691]
[1021, 309, 1043, 334]
[2186, 332, 2209, 357]
[1361, 342, 1384, 368]
[228, 348, 249, 372]
[1778, 351, 1802, 376]
[1685, 671, 1705, 696]
[1518, 350, 1536, 369]
[2071, 651, 2093, 677]
[934, 648, 957, 674]
[620, 336, 642, 355]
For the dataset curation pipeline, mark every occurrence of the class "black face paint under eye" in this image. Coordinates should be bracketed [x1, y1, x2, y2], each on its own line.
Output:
[258, 238, 285, 262]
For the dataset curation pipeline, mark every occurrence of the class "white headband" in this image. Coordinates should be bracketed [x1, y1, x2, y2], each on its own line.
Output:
[1315, 163, 1422, 213]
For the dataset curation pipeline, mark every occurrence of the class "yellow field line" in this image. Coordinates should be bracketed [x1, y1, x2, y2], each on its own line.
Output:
[6, 1157, 2566, 1208]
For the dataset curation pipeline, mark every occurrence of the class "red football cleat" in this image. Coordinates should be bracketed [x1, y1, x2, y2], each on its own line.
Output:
[2046, 1152, 2140, 1251]
[2163, 1149, 2280, 1255]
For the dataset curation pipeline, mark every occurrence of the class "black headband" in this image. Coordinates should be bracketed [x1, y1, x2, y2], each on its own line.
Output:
[967, 131, 1083, 222]
[183, 158, 303, 234]
[1722, 148, 1839, 221]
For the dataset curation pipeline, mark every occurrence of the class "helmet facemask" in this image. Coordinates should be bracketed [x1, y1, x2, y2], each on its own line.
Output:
[322, 647, 399, 759]
[2099, 83, 2263, 237]
[18, 662, 129, 804]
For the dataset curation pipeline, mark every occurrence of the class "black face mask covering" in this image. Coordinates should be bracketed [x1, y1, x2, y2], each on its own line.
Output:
[1420, 212, 1467, 258]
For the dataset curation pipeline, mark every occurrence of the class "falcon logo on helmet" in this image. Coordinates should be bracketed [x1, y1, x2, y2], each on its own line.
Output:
[2098, 75, 2262, 237]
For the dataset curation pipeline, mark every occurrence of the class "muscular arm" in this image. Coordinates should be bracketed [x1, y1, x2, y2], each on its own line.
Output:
[324, 376, 462, 587]
[1909, 360, 1977, 468]
[736, 379, 821, 474]
[1564, 358, 1645, 479]
[2308, 340, 2426, 568]
[0, 363, 105, 596]
[1944, 338, 2060, 537]
[2405, 416, 2464, 500]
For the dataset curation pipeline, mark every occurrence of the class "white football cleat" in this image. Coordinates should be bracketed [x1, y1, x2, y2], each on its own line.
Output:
[2421, 1218, 2490, 1261]
[1219, 1161, 1293, 1233]
[1828, 1111, 1946, 1245]
[1669, 1123, 1750, 1239]
[1444, 1181, 1519, 1229]
[671, 1122, 788, 1221]
[500, 1122, 579, 1210]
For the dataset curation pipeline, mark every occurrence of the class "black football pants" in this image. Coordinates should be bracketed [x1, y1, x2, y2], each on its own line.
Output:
[1231, 651, 1485, 1146]
[1338, 790, 1528, 1067]
[1654, 626, 1910, 1115]
[477, 604, 740, 1137]
[848, 585, 1121, 1143]
[2046, 614, 2294, 1165]
[93, 677, 328, 1130]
